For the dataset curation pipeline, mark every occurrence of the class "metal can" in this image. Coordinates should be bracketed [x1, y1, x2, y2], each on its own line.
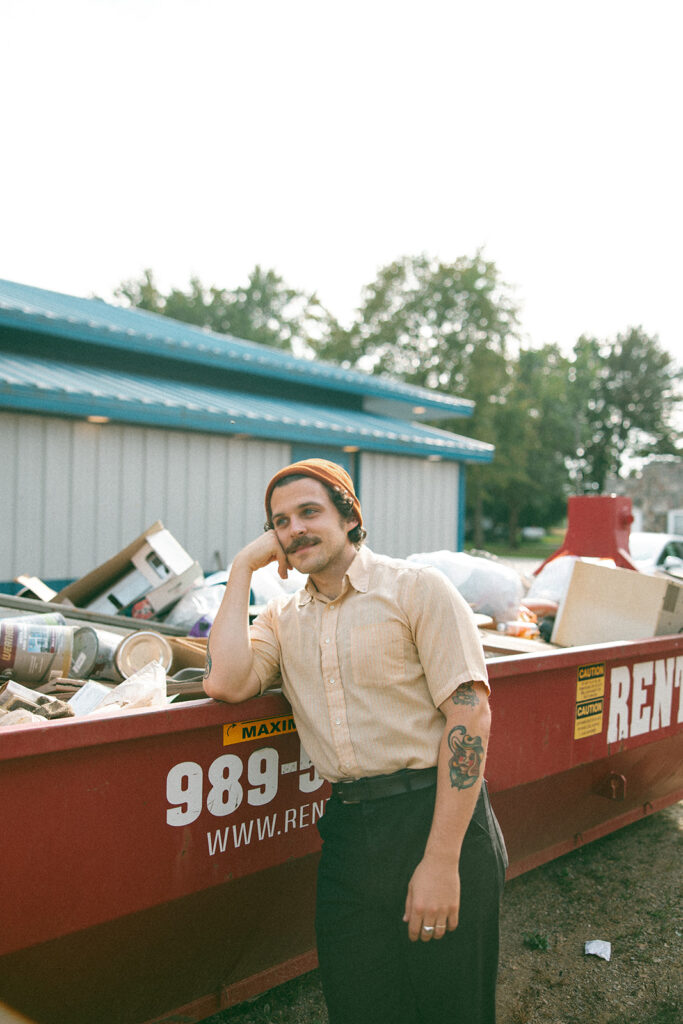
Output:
[114, 631, 173, 680]
[0, 622, 74, 683]
[69, 627, 99, 680]
[91, 629, 127, 682]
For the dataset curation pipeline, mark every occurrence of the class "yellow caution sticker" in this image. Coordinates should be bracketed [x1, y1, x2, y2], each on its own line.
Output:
[575, 662, 605, 739]
[223, 714, 297, 746]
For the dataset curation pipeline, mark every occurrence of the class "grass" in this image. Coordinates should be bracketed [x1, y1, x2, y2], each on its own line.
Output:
[469, 528, 566, 562]
[521, 930, 551, 952]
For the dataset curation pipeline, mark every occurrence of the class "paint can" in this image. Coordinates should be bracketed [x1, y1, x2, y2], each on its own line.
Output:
[0, 622, 74, 683]
[114, 631, 173, 680]
[91, 629, 128, 681]
[69, 626, 99, 680]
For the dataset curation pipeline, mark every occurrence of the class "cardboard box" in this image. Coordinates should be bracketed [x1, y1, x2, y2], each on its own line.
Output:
[551, 561, 683, 647]
[53, 523, 203, 620]
[126, 562, 204, 619]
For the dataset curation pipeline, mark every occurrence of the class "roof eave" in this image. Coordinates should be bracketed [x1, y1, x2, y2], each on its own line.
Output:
[0, 389, 494, 464]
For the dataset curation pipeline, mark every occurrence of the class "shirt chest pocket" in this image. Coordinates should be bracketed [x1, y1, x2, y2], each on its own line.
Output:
[347, 621, 409, 686]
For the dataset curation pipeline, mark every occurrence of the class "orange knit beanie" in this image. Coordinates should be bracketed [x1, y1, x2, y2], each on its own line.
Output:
[265, 459, 362, 527]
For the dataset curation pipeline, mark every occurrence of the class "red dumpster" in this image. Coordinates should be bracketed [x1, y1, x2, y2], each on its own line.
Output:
[1, 633, 682, 1024]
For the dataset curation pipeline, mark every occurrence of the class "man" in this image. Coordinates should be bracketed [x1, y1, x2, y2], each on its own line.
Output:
[204, 458, 507, 1024]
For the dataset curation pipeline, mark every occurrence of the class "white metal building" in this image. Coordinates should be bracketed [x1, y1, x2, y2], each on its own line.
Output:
[0, 278, 494, 590]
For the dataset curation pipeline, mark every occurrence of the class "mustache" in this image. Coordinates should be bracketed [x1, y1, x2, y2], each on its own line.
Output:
[286, 536, 321, 555]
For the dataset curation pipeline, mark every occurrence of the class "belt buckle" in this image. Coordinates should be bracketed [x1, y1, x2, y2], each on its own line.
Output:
[336, 779, 361, 805]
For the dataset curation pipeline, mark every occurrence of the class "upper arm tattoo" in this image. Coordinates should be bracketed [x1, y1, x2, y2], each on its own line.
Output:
[448, 724, 484, 789]
[203, 641, 212, 680]
[452, 682, 480, 707]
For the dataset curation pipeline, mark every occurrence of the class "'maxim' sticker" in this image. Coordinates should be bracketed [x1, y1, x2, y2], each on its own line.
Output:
[223, 714, 297, 745]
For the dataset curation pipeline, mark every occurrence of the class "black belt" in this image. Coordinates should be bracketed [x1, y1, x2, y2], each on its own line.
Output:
[331, 766, 438, 805]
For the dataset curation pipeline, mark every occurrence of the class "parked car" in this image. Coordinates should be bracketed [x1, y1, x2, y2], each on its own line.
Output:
[629, 531, 683, 577]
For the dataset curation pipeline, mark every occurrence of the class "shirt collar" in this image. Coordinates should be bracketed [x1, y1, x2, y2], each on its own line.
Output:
[296, 545, 372, 606]
[346, 545, 371, 593]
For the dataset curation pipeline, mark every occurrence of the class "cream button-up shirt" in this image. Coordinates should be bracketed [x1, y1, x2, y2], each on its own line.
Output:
[250, 546, 489, 782]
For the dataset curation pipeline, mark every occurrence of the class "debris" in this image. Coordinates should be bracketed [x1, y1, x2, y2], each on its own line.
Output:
[0, 707, 45, 728]
[91, 659, 170, 713]
[51, 522, 203, 622]
[0, 680, 73, 718]
[67, 680, 114, 716]
[584, 940, 611, 961]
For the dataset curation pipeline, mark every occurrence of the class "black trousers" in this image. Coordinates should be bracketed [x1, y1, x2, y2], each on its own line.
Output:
[315, 780, 507, 1024]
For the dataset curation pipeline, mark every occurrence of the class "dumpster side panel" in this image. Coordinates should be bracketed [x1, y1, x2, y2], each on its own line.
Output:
[0, 854, 321, 1024]
[486, 636, 683, 876]
[0, 697, 328, 957]
[1, 636, 682, 1024]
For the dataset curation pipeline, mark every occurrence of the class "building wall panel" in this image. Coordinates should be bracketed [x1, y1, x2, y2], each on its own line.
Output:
[0, 412, 289, 585]
[1, 411, 463, 585]
[359, 453, 460, 558]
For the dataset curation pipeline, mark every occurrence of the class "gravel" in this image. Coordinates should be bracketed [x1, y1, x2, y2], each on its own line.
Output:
[202, 801, 682, 1024]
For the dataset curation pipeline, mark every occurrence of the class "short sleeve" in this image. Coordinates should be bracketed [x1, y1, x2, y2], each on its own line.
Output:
[405, 566, 489, 709]
[249, 600, 285, 694]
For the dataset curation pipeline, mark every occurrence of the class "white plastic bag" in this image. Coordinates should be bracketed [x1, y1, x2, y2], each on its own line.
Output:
[407, 550, 524, 623]
[163, 583, 226, 631]
[526, 556, 616, 605]
[89, 660, 168, 713]
[249, 561, 308, 604]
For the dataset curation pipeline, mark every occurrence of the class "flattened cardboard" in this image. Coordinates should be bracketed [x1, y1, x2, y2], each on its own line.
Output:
[53, 521, 165, 608]
[52, 522, 202, 618]
[127, 562, 203, 618]
[551, 561, 683, 647]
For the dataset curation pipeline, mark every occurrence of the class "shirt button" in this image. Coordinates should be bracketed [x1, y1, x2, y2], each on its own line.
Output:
[329, 605, 335, 611]
[335, 718, 341, 725]
[329, 678, 335, 685]
[325, 637, 330, 644]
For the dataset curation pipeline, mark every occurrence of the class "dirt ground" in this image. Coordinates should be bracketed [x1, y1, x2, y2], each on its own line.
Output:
[204, 801, 682, 1024]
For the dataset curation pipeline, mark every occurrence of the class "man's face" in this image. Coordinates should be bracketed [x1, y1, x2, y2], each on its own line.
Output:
[270, 478, 358, 579]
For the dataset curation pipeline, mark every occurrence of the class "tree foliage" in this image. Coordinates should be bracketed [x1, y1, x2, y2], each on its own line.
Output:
[567, 328, 681, 493]
[114, 260, 681, 546]
[315, 251, 519, 391]
[115, 266, 332, 354]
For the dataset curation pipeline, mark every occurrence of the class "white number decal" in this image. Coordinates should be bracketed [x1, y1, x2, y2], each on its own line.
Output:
[166, 742, 325, 826]
[166, 760, 203, 826]
[299, 746, 325, 794]
[207, 754, 244, 816]
[247, 747, 279, 806]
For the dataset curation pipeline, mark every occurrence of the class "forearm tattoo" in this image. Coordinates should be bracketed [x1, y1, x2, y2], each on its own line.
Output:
[452, 682, 479, 707]
[203, 642, 212, 680]
[448, 724, 484, 789]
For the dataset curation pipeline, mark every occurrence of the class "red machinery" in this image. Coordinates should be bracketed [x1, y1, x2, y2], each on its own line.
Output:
[535, 494, 638, 573]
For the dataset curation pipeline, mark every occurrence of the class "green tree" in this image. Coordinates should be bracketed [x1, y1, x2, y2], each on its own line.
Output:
[114, 266, 333, 355]
[316, 251, 518, 388]
[568, 328, 681, 492]
[114, 268, 166, 314]
[313, 251, 520, 544]
[480, 345, 577, 544]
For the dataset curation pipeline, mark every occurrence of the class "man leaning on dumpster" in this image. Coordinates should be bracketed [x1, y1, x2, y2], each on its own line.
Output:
[203, 458, 507, 1024]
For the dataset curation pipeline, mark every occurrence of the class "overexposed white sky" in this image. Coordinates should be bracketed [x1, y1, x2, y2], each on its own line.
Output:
[2, 0, 682, 363]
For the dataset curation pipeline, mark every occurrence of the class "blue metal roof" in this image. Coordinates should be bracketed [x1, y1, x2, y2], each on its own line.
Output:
[0, 353, 494, 463]
[0, 278, 474, 421]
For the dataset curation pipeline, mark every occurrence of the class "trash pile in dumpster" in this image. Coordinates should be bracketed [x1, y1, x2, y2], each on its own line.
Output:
[2, 503, 683, 730]
[0, 522, 214, 729]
